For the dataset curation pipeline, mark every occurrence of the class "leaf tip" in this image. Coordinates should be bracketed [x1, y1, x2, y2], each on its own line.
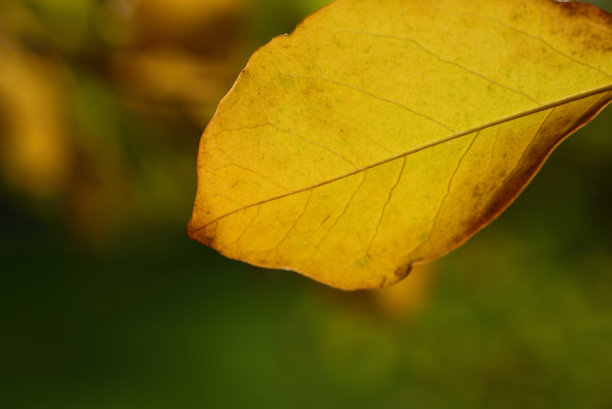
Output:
[186, 217, 217, 248]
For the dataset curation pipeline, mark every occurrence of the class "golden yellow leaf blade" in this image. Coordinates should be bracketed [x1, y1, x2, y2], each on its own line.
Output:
[188, 0, 612, 290]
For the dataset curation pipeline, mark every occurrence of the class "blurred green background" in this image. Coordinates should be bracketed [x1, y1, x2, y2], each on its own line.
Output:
[1, 1, 611, 408]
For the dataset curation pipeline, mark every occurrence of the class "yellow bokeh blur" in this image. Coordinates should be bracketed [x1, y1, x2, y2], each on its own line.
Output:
[0, 41, 72, 196]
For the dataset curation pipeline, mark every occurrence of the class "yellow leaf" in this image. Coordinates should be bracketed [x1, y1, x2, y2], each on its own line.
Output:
[188, 0, 612, 290]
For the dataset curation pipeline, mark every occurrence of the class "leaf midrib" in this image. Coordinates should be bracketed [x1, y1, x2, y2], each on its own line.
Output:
[199, 83, 612, 230]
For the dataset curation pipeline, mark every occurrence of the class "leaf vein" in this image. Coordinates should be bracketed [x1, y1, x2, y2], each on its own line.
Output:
[273, 191, 313, 250]
[367, 157, 406, 255]
[233, 207, 260, 246]
[466, 12, 612, 79]
[314, 172, 367, 254]
[283, 73, 456, 132]
[414, 131, 479, 255]
[193, 85, 612, 232]
[212, 137, 289, 190]
[334, 29, 543, 105]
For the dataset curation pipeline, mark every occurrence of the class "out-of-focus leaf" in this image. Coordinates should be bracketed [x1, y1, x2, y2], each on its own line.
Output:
[189, 0, 612, 290]
[136, 0, 249, 27]
[112, 48, 236, 122]
[133, 0, 250, 50]
[0, 41, 73, 196]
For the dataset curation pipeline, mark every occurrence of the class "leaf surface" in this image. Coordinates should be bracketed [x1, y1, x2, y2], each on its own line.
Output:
[188, 0, 612, 290]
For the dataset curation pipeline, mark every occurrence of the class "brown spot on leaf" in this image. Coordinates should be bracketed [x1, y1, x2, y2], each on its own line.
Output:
[394, 262, 413, 280]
